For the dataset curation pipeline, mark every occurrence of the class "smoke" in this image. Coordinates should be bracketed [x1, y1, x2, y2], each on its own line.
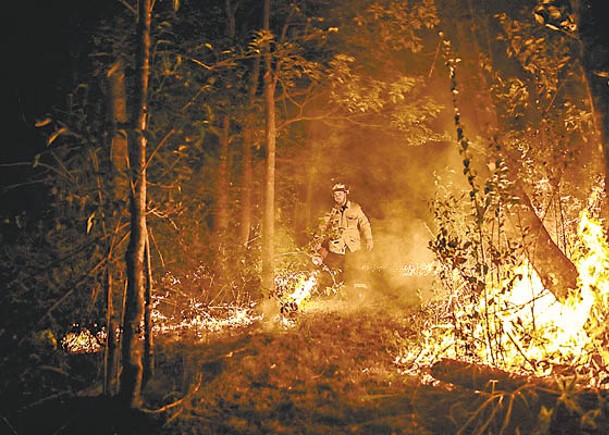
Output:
[298, 114, 467, 309]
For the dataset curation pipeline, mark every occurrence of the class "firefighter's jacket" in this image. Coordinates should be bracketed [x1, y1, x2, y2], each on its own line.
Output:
[319, 200, 373, 255]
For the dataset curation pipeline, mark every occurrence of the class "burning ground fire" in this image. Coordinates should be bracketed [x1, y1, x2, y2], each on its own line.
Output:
[395, 211, 609, 388]
[61, 257, 438, 354]
[62, 269, 322, 353]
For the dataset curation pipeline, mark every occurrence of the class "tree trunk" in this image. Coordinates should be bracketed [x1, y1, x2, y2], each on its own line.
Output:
[239, 56, 261, 248]
[103, 264, 115, 396]
[119, 0, 152, 409]
[212, 115, 231, 287]
[261, 0, 276, 295]
[105, 60, 130, 397]
[108, 62, 129, 201]
[508, 169, 578, 300]
[215, 0, 235, 240]
[215, 114, 230, 235]
[143, 234, 154, 387]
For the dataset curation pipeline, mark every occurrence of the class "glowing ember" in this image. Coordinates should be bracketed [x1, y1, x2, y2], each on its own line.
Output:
[399, 262, 436, 277]
[396, 211, 609, 387]
[62, 300, 261, 354]
[152, 300, 262, 340]
[61, 267, 325, 353]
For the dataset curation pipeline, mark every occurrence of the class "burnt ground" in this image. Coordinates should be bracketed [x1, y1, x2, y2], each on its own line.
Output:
[4, 282, 599, 434]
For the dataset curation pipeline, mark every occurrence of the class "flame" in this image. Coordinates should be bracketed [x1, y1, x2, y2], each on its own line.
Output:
[399, 262, 436, 277]
[61, 268, 323, 353]
[62, 301, 261, 353]
[396, 210, 609, 386]
[151, 301, 262, 340]
[274, 270, 319, 316]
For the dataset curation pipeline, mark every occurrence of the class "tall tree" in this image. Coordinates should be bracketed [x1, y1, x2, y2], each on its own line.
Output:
[104, 61, 129, 396]
[108, 62, 130, 200]
[239, 56, 261, 248]
[119, 0, 152, 408]
[214, 0, 238, 241]
[260, 0, 277, 294]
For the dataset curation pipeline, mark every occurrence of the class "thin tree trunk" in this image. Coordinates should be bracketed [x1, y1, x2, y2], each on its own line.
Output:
[119, 0, 152, 409]
[143, 233, 154, 386]
[215, 114, 230, 235]
[103, 266, 115, 396]
[108, 62, 129, 200]
[261, 0, 277, 294]
[212, 114, 231, 287]
[224, 0, 236, 41]
[239, 56, 261, 247]
[216, 0, 235, 240]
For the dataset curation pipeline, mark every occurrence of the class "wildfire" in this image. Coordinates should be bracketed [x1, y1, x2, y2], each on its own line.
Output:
[152, 300, 262, 341]
[61, 269, 324, 353]
[399, 262, 436, 277]
[273, 270, 320, 316]
[396, 211, 609, 387]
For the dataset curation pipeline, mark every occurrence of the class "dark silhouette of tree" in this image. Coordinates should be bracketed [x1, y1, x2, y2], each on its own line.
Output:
[119, 0, 152, 409]
[260, 0, 277, 295]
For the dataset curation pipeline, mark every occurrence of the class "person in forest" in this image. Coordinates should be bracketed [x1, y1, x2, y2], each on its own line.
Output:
[315, 182, 374, 287]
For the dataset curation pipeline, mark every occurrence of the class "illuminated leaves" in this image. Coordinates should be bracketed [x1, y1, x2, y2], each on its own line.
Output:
[495, 11, 574, 109]
[533, 0, 577, 34]
[327, 53, 444, 143]
[365, 0, 440, 53]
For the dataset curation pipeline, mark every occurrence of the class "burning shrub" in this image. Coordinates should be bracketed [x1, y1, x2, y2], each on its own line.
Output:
[398, 210, 609, 388]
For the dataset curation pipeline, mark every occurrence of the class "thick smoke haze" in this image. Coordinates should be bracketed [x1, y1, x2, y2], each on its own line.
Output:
[296, 106, 468, 308]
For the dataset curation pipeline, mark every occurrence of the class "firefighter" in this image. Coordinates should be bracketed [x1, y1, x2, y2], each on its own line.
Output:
[316, 182, 373, 286]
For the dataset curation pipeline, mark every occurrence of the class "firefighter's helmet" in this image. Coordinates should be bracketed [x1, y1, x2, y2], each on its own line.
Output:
[332, 183, 350, 194]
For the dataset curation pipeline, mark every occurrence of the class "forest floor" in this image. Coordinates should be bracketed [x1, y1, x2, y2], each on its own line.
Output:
[153, 284, 437, 434]
[5, 278, 581, 434]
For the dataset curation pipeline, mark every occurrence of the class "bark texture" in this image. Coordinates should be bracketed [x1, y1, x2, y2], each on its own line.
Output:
[119, 0, 152, 409]
[261, 0, 277, 294]
[108, 62, 129, 200]
[239, 56, 261, 247]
